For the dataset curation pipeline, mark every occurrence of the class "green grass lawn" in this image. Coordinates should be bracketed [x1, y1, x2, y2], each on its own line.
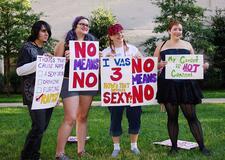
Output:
[0, 89, 224, 103]
[0, 94, 23, 103]
[0, 104, 225, 160]
[203, 90, 225, 98]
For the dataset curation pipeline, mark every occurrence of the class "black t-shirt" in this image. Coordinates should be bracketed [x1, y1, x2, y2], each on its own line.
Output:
[17, 42, 45, 105]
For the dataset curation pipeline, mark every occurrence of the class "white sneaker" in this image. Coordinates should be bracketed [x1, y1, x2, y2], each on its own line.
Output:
[131, 148, 140, 155]
[111, 149, 120, 157]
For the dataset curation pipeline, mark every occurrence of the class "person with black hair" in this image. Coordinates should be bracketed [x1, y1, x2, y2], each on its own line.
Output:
[154, 20, 210, 156]
[54, 16, 97, 159]
[16, 20, 53, 160]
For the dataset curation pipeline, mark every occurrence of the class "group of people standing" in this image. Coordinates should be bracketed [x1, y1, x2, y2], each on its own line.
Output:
[16, 16, 210, 160]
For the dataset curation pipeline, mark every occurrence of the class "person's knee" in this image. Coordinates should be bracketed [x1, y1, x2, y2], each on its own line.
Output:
[76, 112, 88, 123]
[31, 125, 45, 136]
[64, 116, 76, 127]
[168, 115, 178, 122]
[186, 114, 198, 122]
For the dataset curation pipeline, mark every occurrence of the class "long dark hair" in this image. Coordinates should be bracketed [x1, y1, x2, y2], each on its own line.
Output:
[65, 16, 89, 44]
[27, 20, 51, 42]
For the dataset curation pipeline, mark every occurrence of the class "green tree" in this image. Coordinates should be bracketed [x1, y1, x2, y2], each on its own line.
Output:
[209, 9, 225, 87]
[143, 0, 215, 56]
[89, 7, 116, 51]
[0, 0, 40, 94]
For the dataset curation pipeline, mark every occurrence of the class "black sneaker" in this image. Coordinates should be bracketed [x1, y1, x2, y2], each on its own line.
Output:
[200, 148, 211, 156]
[168, 147, 178, 156]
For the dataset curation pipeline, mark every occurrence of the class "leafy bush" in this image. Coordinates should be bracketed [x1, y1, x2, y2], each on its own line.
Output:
[209, 9, 225, 88]
[142, 0, 215, 56]
[202, 68, 223, 89]
[9, 71, 21, 93]
[89, 7, 116, 51]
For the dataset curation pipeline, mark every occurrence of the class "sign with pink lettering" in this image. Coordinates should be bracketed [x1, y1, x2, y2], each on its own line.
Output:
[101, 57, 132, 106]
[69, 41, 99, 91]
[165, 55, 203, 79]
[132, 58, 158, 106]
[101, 57, 157, 106]
[32, 55, 66, 110]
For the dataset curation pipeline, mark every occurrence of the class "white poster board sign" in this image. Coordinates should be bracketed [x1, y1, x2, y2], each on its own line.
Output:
[69, 41, 99, 91]
[165, 55, 203, 79]
[131, 57, 158, 106]
[32, 55, 66, 110]
[153, 139, 199, 150]
[101, 57, 158, 107]
[101, 57, 132, 106]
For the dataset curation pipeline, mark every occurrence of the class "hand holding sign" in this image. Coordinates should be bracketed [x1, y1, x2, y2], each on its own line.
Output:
[101, 57, 158, 107]
[69, 41, 99, 91]
[64, 50, 70, 62]
[158, 61, 167, 69]
[32, 56, 66, 110]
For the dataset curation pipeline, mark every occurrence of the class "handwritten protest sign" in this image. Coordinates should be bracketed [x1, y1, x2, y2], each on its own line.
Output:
[101, 57, 157, 107]
[101, 57, 132, 106]
[32, 55, 66, 110]
[165, 55, 203, 79]
[69, 41, 99, 91]
[132, 57, 158, 106]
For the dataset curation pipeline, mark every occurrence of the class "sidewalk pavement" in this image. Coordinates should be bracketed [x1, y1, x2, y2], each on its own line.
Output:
[0, 98, 225, 108]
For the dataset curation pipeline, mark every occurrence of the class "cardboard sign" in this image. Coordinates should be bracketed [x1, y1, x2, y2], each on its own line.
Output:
[153, 139, 199, 150]
[101, 57, 158, 106]
[101, 57, 132, 106]
[32, 55, 66, 110]
[165, 55, 203, 79]
[69, 41, 99, 91]
[132, 58, 158, 106]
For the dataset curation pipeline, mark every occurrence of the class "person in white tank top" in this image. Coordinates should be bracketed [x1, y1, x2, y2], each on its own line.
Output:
[101, 23, 143, 158]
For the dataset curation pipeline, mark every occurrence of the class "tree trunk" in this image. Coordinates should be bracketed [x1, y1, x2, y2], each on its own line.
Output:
[4, 56, 10, 96]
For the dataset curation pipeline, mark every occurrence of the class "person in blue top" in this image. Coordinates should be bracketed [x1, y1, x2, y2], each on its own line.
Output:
[153, 20, 210, 156]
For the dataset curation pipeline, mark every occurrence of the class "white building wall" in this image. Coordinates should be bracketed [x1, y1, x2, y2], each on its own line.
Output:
[30, 0, 225, 46]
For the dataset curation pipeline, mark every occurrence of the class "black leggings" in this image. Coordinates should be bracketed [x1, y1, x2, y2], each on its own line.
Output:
[164, 103, 205, 150]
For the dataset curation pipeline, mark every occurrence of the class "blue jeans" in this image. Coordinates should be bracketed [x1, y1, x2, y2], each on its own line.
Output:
[108, 106, 142, 137]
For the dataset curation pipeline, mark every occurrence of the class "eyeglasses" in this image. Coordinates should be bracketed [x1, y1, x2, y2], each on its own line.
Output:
[78, 23, 89, 28]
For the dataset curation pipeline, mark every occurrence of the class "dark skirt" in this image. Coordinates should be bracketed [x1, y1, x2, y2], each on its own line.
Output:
[60, 78, 98, 99]
[156, 78, 203, 105]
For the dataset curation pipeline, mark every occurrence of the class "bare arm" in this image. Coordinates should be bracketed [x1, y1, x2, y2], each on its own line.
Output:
[54, 41, 65, 57]
[188, 42, 195, 55]
[135, 50, 143, 58]
[153, 42, 167, 69]
[153, 43, 161, 60]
